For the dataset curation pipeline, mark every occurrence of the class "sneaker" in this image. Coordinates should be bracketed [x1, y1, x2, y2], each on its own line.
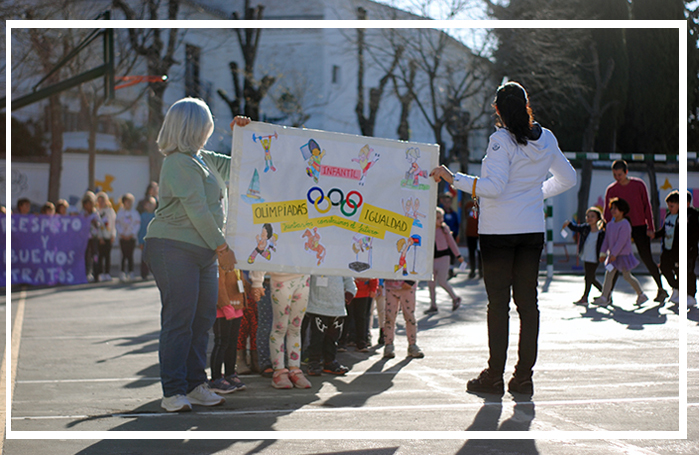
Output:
[102, 273, 113, 282]
[689, 296, 697, 308]
[508, 372, 534, 396]
[468, 271, 476, 279]
[86, 273, 94, 282]
[357, 345, 370, 353]
[377, 329, 385, 346]
[669, 289, 679, 304]
[128, 272, 134, 281]
[224, 373, 247, 392]
[288, 368, 312, 389]
[654, 289, 669, 302]
[383, 343, 395, 359]
[261, 367, 274, 378]
[636, 293, 649, 305]
[307, 361, 323, 376]
[272, 369, 293, 389]
[323, 360, 349, 375]
[592, 295, 609, 306]
[208, 377, 238, 394]
[161, 394, 192, 412]
[423, 306, 438, 315]
[452, 297, 462, 311]
[119, 272, 127, 282]
[186, 383, 225, 406]
[573, 297, 588, 305]
[337, 344, 347, 353]
[466, 368, 504, 395]
[407, 344, 424, 358]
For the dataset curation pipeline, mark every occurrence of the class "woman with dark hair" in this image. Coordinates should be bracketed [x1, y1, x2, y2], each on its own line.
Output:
[430, 81, 576, 396]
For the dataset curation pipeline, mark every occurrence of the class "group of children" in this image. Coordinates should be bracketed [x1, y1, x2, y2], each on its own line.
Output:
[205, 270, 427, 397]
[79, 190, 157, 283]
[564, 190, 696, 307]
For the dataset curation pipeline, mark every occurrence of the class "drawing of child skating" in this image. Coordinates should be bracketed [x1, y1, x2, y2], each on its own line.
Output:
[352, 144, 380, 186]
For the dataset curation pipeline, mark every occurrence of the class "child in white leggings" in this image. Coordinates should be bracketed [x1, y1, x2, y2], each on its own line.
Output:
[250, 272, 311, 389]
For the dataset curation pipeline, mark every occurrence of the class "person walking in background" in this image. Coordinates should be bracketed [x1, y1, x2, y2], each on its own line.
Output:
[651, 191, 680, 304]
[593, 198, 648, 306]
[144, 98, 239, 412]
[426, 207, 464, 314]
[137, 196, 156, 280]
[563, 207, 606, 305]
[116, 193, 141, 282]
[81, 191, 102, 283]
[383, 279, 424, 359]
[438, 191, 460, 242]
[463, 196, 482, 279]
[430, 81, 576, 396]
[603, 160, 667, 302]
[95, 191, 116, 282]
[305, 275, 356, 376]
[688, 191, 699, 308]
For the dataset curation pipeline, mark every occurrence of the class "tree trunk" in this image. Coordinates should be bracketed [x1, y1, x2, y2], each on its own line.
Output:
[147, 82, 166, 182]
[47, 94, 63, 202]
[576, 159, 592, 222]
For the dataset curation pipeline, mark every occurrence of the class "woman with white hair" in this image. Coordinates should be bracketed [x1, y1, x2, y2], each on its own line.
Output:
[144, 97, 242, 412]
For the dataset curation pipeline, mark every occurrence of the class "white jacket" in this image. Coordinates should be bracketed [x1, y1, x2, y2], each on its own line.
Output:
[453, 126, 576, 235]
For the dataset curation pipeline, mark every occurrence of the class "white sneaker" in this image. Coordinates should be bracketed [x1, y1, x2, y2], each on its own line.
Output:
[128, 272, 134, 281]
[186, 383, 225, 406]
[592, 296, 609, 306]
[689, 296, 697, 308]
[103, 273, 112, 281]
[119, 272, 127, 282]
[161, 395, 192, 412]
[636, 293, 649, 305]
[669, 289, 679, 304]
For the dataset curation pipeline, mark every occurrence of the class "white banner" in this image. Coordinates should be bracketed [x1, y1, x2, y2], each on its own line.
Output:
[226, 121, 438, 280]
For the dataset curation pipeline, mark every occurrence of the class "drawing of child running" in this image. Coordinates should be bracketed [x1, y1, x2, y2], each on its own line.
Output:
[248, 223, 277, 264]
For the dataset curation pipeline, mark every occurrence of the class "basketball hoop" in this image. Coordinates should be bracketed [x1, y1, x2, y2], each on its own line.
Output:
[115, 75, 168, 90]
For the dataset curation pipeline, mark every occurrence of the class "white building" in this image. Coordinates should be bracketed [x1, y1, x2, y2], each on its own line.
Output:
[6, 0, 493, 209]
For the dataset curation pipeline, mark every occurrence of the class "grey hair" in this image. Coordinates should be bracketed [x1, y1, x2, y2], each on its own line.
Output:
[156, 97, 214, 155]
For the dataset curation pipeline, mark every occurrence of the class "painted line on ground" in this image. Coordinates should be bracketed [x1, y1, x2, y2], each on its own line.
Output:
[2, 289, 27, 449]
[10, 395, 679, 421]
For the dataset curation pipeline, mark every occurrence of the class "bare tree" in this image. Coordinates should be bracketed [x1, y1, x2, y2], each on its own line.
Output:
[217, 0, 275, 121]
[112, 0, 183, 182]
[355, 7, 403, 137]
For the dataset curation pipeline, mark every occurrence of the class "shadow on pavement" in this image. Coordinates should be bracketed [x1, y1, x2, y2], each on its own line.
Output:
[578, 301, 668, 329]
[459, 394, 539, 454]
[318, 357, 412, 411]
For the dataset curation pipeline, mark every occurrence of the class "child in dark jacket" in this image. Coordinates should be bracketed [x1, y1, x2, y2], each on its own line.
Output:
[652, 191, 680, 304]
[687, 191, 699, 308]
[563, 207, 606, 304]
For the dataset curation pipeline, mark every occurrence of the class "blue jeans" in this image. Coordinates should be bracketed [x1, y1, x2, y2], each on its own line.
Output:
[144, 238, 218, 397]
[480, 233, 544, 377]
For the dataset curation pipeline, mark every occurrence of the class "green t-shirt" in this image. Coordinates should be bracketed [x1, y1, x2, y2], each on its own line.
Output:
[145, 149, 231, 250]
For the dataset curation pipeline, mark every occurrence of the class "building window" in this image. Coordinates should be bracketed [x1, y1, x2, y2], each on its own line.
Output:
[332, 65, 340, 84]
[185, 44, 201, 98]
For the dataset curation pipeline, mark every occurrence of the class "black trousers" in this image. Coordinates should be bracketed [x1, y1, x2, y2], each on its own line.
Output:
[631, 225, 663, 289]
[659, 251, 679, 289]
[306, 313, 344, 365]
[348, 296, 372, 349]
[582, 261, 603, 299]
[120, 238, 136, 273]
[480, 233, 544, 377]
[85, 237, 99, 278]
[690, 250, 698, 298]
[96, 239, 112, 276]
[467, 236, 482, 274]
[210, 316, 242, 379]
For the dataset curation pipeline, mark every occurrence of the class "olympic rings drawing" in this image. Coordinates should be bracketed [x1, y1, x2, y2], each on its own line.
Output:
[306, 187, 363, 217]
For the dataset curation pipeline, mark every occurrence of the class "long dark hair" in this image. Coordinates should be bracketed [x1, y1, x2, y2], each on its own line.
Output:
[493, 82, 535, 145]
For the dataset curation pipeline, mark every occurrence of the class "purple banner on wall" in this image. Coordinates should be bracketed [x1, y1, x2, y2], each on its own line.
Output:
[6, 215, 91, 287]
